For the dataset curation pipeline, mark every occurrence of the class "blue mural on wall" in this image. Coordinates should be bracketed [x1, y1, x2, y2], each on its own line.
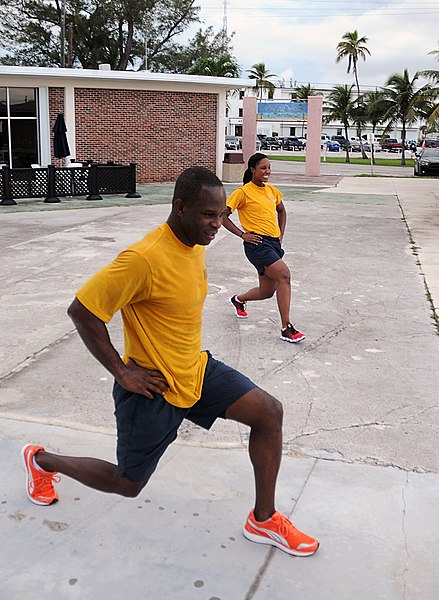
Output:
[257, 101, 308, 120]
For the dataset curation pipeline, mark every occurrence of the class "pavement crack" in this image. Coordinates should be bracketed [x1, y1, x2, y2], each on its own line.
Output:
[0, 329, 77, 383]
[291, 420, 394, 441]
[400, 404, 439, 425]
[244, 460, 318, 600]
[396, 190, 439, 335]
[257, 321, 349, 382]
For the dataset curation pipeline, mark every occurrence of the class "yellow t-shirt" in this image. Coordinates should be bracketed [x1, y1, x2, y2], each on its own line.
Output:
[76, 223, 208, 409]
[226, 182, 282, 238]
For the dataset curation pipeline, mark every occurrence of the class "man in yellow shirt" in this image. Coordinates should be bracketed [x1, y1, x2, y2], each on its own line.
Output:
[21, 166, 318, 557]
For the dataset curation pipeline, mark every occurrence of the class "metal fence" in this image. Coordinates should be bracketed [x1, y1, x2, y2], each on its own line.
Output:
[0, 162, 141, 206]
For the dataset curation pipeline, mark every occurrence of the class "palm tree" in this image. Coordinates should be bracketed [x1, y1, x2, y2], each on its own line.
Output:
[364, 89, 388, 163]
[247, 62, 277, 115]
[427, 41, 439, 63]
[188, 54, 241, 77]
[292, 83, 316, 100]
[291, 84, 315, 137]
[382, 69, 435, 165]
[421, 44, 439, 130]
[324, 84, 356, 163]
[336, 30, 371, 158]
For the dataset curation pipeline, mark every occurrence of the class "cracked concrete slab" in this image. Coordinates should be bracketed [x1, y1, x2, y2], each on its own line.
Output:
[1, 172, 439, 598]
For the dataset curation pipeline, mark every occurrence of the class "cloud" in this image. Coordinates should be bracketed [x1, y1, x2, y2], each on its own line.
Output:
[197, 0, 438, 89]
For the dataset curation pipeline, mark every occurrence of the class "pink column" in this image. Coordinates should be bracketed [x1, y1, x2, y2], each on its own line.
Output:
[242, 97, 258, 166]
[305, 95, 323, 177]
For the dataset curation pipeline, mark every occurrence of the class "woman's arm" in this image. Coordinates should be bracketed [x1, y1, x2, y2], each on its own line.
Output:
[276, 201, 287, 241]
[222, 207, 262, 245]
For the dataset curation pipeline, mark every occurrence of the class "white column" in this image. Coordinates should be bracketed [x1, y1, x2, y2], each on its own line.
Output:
[216, 91, 227, 177]
[64, 84, 76, 164]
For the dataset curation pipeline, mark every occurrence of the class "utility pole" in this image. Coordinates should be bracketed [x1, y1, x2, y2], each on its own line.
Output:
[223, 0, 228, 34]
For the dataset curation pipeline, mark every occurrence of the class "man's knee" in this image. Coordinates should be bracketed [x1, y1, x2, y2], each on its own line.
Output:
[225, 387, 283, 429]
[263, 394, 284, 426]
[278, 271, 291, 286]
[116, 476, 148, 498]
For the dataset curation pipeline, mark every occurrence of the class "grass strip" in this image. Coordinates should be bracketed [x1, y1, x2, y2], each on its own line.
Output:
[267, 154, 415, 167]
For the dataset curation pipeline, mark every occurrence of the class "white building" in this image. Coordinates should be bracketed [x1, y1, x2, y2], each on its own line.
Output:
[226, 83, 423, 143]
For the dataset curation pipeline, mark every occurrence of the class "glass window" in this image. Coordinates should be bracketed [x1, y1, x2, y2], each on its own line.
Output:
[1, 87, 39, 167]
[0, 119, 10, 165]
[0, 88, 6, 117]
[10, 120, 38, 167]
[9, 88, 37, 117]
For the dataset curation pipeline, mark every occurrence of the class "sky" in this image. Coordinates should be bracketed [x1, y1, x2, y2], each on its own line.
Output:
[193, 0, 439, 89]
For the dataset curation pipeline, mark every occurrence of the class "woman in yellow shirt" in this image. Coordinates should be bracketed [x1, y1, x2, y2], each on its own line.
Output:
[222, 153, 305, 343]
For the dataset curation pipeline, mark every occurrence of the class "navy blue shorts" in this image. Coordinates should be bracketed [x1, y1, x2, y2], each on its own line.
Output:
[113, 352, 256, 481]
[244, 235, 285, 275]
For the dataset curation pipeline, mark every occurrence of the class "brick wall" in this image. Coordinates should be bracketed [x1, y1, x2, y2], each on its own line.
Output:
[72, 88, 218, 183]
[48, 87, 65, 167]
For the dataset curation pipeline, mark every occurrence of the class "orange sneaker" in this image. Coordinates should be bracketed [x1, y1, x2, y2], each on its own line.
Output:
[21, 444, 60, 506]
[243, 510, 319, 556]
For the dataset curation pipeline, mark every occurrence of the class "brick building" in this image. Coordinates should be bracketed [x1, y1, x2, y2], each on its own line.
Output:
[0, 66, 250, 183]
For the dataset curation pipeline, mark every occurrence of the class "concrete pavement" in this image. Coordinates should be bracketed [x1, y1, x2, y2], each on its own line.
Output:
[1, 172, 439, 599]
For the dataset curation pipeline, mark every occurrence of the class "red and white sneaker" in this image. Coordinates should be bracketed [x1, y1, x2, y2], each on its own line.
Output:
[229, 294, 248, 319]
[280, 323, 305, 343]
[243, 510, 319, 556]
[21, 444, 60, 506]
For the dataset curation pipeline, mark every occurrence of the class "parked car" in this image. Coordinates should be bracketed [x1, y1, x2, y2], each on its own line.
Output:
[225, 136, 239, 150]
[282, 136, 306, 151]
[424, 139, 439, 149]
[362, 141, 381, 152]
[331, 135, 350, 150]
[325, 140, 340, 152]
[413, 148, 439, 176]
[380, 138, 403, 152]
[261, 136, 282, 150]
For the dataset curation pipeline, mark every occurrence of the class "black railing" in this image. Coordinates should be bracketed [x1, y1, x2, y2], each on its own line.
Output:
[0, 162, 141, 206]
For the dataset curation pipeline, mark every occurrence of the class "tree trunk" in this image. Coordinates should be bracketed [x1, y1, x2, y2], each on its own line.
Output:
[401, 121, 407, 166]
[371, 126, 376, 165]
[354, 65, 368, 159]
[117, 18, 134, 70]
[344, 124, 350, 163]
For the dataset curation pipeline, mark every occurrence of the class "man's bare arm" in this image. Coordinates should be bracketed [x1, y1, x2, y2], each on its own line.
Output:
[67, 298, 169, 399]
